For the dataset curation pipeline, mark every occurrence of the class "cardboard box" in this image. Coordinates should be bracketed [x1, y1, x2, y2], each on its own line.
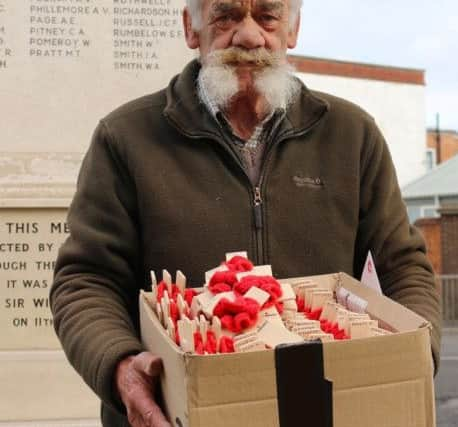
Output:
[140, 272, 436, 427]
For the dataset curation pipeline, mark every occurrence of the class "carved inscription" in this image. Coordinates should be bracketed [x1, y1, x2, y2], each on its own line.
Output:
[113, 0, 183, 71]
[0, 2, 10, 69]
[28, 0, 108, 59]
[0, 0, 193, 153]
[0, 209, 69, 350]
[22, 0, 186, 68]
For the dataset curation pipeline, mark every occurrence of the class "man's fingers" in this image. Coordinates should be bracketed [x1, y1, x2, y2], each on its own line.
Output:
[143, 402, 172, 427]
[132, 351, 164, 377]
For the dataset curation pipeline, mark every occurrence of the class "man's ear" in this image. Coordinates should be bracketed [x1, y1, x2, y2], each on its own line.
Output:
[287, 11, 300, 49]
[183, 7, 200, 49]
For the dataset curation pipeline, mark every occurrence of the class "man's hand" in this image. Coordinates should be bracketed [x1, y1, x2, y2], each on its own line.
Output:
[115, 352, 172, 427]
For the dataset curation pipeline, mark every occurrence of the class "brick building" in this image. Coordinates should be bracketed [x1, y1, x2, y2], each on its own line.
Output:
[403, 155, 458, 274]
[426, 128, 458, 169]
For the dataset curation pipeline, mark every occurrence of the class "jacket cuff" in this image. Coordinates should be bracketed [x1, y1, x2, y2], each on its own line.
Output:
[96, 338, 144, 414]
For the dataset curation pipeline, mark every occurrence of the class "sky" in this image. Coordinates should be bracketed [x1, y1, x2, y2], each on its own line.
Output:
[289, 0, 458, 131]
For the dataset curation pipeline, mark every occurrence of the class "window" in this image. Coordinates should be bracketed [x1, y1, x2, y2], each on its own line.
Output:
[425, 148, 436, 171]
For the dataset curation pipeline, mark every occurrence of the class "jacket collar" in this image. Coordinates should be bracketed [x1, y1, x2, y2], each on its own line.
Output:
[163, 59, 329, 140]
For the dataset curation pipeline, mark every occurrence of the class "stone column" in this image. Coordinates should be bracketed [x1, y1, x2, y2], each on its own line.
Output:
[0, 0, 193, 424]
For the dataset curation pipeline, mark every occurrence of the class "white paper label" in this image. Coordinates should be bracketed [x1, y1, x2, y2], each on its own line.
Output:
[279, 282, 296, 301]
[236, 265, 273, 280]
[361, 251, 383, 295]
[245, 286, 271, 306]
[202, 291, 236, 316]
[205, 265, 229, 284]
[257, 320, 303, 348]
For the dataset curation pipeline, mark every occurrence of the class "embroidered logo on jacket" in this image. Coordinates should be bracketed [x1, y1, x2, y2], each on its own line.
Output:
[292, 175, 324, 188]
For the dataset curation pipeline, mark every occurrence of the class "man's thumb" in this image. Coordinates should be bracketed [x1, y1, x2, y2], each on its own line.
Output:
[132, 352, 163, 377]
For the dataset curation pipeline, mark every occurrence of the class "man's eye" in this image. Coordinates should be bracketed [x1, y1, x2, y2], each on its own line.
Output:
[257, 14, 279, 28]
[213, 14, 237, 29]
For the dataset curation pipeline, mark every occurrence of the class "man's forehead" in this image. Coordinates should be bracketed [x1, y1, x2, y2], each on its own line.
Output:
[207, 0, 287, 12]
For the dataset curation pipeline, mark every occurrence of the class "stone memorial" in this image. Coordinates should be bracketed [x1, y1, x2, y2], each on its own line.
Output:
[0, 0, 193, 424]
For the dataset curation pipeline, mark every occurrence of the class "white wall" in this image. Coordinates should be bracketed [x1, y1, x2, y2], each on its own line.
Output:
[295, 72, 427, 187]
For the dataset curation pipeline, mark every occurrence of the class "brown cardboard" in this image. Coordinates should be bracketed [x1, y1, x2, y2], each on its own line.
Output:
[140, 272, 435, 427]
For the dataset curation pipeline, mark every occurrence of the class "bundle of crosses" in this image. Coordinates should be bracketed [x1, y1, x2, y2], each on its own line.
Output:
[146, 252, 391, 355]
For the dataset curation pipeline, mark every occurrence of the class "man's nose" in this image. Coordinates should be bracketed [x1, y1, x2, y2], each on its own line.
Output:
[231, 16, 265, 49]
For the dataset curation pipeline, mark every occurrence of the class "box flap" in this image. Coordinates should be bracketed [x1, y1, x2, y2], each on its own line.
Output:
[337, 273, 429, 332]
[322, 327, 433, 389]
[185, 350, 278, 410]
[140, 291, 188, 427]
[322, 325, 435, 427]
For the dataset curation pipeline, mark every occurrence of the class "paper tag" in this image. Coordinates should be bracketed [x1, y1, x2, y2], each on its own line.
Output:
[285, 318, 320, 329]
[225, 251, 248, 261]
[150, 270, 157, 288]
[198, 316, 208, 344]
[205, 265, 229, 284]
[256, 320, 303, 348]
[175, 270, 186, 293]
[211, 316, 222, 341]
[261, 306, 284, 325]
[176, 294, 185, 316]
[234, 339, 265, 353]
[162, 269, 172, 293]
[177, 319, 195, 352]
[190, 295, 202, 318]
[236, 265, 273, 280]
[342, 313, 371, 334]
[310, 290, 333, 311]
[245, 286, 271, 307]
[336, 307, 352, 330]
[234, 330, 258, 342]
[320, 301, 338, 322]
[292, 281, 318, 298]
[305, 333, 334, 342]
[202, 291, 236, 317]
[371, 326, 392, 336]
[291, 325, 323, 337]
[361, 251, 383, 295]
[283, 299, 298, 312]
[196, 290, 215, 307]
[349, 320, 377, 339]
[304, 286, 326, 308]
[156, 302, 163, 325]
[150, 284, 158, 307]
[279, 282, 296, 302]
[161, 297, 170, 322]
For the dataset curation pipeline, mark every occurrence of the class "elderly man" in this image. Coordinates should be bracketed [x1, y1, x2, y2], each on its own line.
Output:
[51, 0, 441, 426]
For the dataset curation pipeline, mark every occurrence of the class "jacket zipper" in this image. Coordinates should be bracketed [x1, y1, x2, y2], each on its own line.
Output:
[252, 117, 326, 264]
[253, 186, 263, 264]
[164, 111, 327, 266]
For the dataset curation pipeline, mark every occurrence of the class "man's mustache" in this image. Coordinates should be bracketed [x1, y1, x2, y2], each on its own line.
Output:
[204, 48, 283, 68]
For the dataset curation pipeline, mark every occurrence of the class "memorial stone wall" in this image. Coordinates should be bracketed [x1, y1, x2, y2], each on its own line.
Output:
[0, 0, 193, 424]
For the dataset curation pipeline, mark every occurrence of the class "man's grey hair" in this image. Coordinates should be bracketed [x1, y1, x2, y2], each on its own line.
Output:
[186, 0, 302, 31]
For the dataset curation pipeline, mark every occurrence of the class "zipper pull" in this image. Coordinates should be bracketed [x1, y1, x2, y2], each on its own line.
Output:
[253, 186, 263, 229]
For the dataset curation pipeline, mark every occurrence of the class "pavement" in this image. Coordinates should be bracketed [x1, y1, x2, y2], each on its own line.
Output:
[435, 328, 458, 426]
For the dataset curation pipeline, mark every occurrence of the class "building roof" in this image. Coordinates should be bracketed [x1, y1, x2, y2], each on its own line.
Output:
[287, 55, 425, 85]
[426, 128, 458, 136]
[402, 155, 458, 199]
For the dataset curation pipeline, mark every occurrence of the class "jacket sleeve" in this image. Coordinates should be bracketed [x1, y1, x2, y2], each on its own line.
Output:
[353, 119, 442, 373]
[50, 120, 144, 411]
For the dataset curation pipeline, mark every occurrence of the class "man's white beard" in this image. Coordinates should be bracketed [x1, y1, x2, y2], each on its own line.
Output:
[198, 47, 300, 112]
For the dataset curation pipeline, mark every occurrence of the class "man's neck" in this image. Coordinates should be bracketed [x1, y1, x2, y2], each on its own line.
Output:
[224, 91, 270, 140]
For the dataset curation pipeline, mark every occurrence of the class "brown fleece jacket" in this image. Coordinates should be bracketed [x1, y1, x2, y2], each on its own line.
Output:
[51, 60, 441, 426]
